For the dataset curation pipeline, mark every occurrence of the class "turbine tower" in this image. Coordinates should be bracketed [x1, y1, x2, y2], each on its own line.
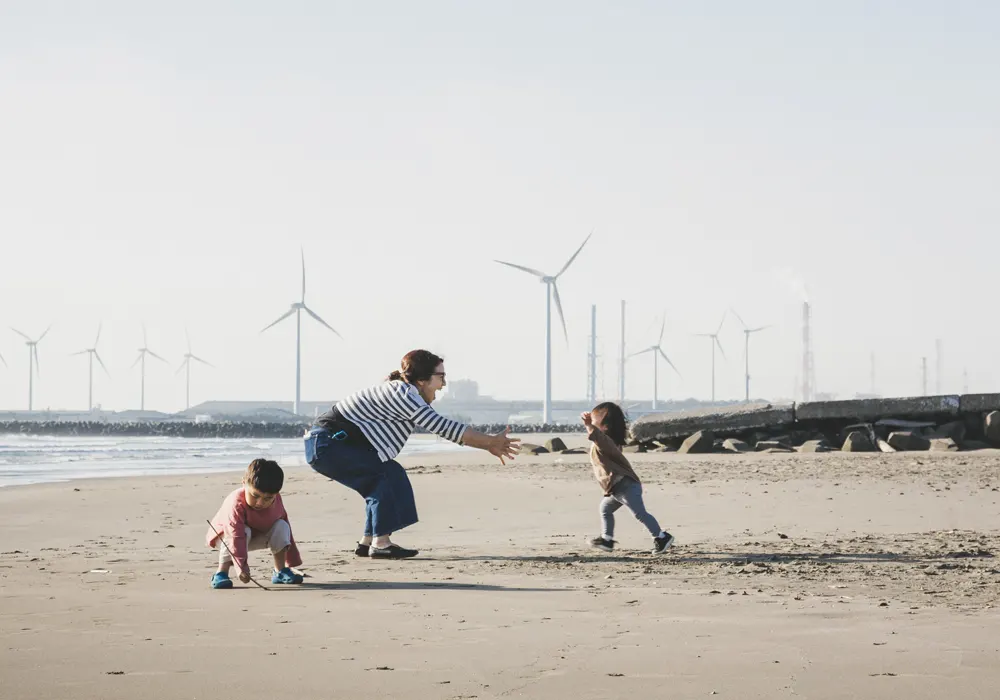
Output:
[177, 329, 214, 410]
[132, 325, 167, 411]
[629, 315, 680, 410]
[261, 249, 343, 416]
[730, 308, 769, 403]
[494, 232, 592, 424]
[71, 323, 110, 411]
[695, 312, 727, 403]
[11, 326, 50, 411]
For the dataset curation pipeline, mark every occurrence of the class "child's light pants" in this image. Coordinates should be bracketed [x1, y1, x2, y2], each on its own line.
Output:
[218, 519, 292, 568]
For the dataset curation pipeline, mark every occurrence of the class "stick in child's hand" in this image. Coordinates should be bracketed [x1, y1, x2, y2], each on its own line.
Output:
[206, 520, 268, 590]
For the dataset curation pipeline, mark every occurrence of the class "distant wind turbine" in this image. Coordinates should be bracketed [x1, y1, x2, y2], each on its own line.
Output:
[261, 248, 342, 416]
[729, 308, 770, 403]
[132, 324, 167, 411]
[11, 325, 51, 411]
[495, 231, 592, 424]
[629, 315, 680, 411]
[71, 323, 110, 411]
[177, 329, 214, 411]
[695, 312, 727, 402]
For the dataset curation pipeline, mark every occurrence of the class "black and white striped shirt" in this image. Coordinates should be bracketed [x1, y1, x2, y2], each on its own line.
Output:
[333, 380, 468, 462]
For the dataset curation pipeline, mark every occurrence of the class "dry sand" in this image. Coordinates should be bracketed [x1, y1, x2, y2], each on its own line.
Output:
[2, 439, 1000, 699]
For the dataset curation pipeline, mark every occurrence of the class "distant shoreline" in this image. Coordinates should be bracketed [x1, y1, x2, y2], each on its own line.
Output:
[0, 420, 586, 439]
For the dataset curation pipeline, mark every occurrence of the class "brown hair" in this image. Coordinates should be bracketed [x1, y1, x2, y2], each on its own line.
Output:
[244, 458, 284, 494]
[387, 349, 444, 384]
[592, 402, 628, 447]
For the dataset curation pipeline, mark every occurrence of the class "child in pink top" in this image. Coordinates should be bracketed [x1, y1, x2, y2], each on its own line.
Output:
[206, 459, 303, 589]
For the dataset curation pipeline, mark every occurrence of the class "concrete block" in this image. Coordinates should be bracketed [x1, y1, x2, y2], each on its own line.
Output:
[631, 403, 794, 442]
[795, 395, 960, 422]
[959, 394, 1000, 414]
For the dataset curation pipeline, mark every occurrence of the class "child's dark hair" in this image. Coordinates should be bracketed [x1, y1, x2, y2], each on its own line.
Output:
[245, 458, 283, 494]
[592, 401, 628, 446]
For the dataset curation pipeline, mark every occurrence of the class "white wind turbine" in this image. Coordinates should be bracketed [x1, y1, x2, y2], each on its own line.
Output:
[730, 308, 770, 403]
[177, 329, 214, 411]
[261, 249, 342, 416]
[11, 325, 51, 411]
[132, 325, 167, 411]
[695, 312, 727, 403]
[629, 315, 681, 411]
[71, 323, 110, 411]
[495, 232, 592, 424]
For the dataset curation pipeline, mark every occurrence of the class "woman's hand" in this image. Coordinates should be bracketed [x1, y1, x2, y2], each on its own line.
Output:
[581, 411, 593, 427]
[489, 427, 520, 465]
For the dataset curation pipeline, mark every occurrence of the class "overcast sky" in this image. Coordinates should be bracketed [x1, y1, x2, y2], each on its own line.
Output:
[1, 1, 997, 413]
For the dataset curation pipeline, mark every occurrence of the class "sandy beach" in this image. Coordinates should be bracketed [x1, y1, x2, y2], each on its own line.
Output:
[3, 439, 1000, 699]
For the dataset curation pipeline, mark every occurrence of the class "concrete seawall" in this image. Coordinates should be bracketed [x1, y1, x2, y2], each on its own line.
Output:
[631, 393, 1000, 450]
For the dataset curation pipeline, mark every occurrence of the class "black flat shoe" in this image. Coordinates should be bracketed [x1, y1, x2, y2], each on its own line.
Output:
[369, 544, 419, 559]
[354, 543, 370, 557]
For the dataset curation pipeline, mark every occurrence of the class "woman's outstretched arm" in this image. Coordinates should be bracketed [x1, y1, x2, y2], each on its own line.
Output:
[461, 427, 521, 464]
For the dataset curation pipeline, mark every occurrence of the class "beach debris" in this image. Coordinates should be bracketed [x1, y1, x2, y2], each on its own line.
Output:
[678, 430, 715, 454]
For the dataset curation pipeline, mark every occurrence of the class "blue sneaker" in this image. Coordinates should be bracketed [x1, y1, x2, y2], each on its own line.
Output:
[211, 572, 233, 589]
[271, 567, 303, 584]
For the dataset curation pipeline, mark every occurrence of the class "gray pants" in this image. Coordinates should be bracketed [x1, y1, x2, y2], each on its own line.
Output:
[218, 520, 292, 568]
[601, 478, 661, 539]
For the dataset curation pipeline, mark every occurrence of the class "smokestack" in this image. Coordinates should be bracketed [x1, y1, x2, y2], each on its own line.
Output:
[801, 301, 812, 402]
[935, 338, 942, 394]
[619, 300, 626, 403]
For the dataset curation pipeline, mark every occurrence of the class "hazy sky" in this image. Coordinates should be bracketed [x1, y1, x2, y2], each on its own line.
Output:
[1, 1, 997, 413]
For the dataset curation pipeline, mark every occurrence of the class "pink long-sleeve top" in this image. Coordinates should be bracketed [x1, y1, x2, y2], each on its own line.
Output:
[205, 488, 302, 572]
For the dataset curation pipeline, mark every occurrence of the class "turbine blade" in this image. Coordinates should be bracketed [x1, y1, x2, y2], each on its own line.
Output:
[175, 359, 187, 376]
[494, 260, 546, 278]
[715, 336, 727, 360]
[70, 350, 89, 356]
[555, 230, 592, 278]
[303, 306, 343, 338]
[729, 307, 748, 330]
[33, 345, 40, 375]
[301, 247, 307, 302]
[715, 311, 727, 336]
[749, 325, 770, 333]
[551, 282, 568, 343]
[658, 315, 666, 345]
[131, 352, 143, 369]
[260, 308, 296, 333]
[0, 351, 6, 367]
[11, 327, 30, 341]
[95, 352, 111, 377]
[37, 324, 51, 342]
[147, 350, 168, 363]
[659, 347, 681, 376]
[94, 321, 102, 347]
[191, 355, 214, 368]
[628, 348, 653, 358]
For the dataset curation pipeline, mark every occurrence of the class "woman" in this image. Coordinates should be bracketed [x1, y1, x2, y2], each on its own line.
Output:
[305, 349, 520, 559]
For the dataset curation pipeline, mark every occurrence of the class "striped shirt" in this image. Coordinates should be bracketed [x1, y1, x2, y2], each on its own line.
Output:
[332, 380, 468, 462]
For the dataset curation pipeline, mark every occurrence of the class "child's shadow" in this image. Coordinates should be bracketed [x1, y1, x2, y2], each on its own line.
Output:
[283, 580, 557, 593]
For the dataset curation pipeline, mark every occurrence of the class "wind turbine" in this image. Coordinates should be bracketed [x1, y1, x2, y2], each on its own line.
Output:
[629, 315, 680, 410]
[695, 312, 727, 403]
[71, 323, 110, 411]
[730, 308, 770, 403]
[132, 325, 167, 411]
[11, 325, 50, 411]
[261, 248, 342, 416]
[177, 329, 214, 411]
[495, 231, 592, 424]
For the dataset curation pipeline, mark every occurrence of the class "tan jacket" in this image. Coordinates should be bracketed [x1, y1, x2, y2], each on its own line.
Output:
[588, 426, 642, 496]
